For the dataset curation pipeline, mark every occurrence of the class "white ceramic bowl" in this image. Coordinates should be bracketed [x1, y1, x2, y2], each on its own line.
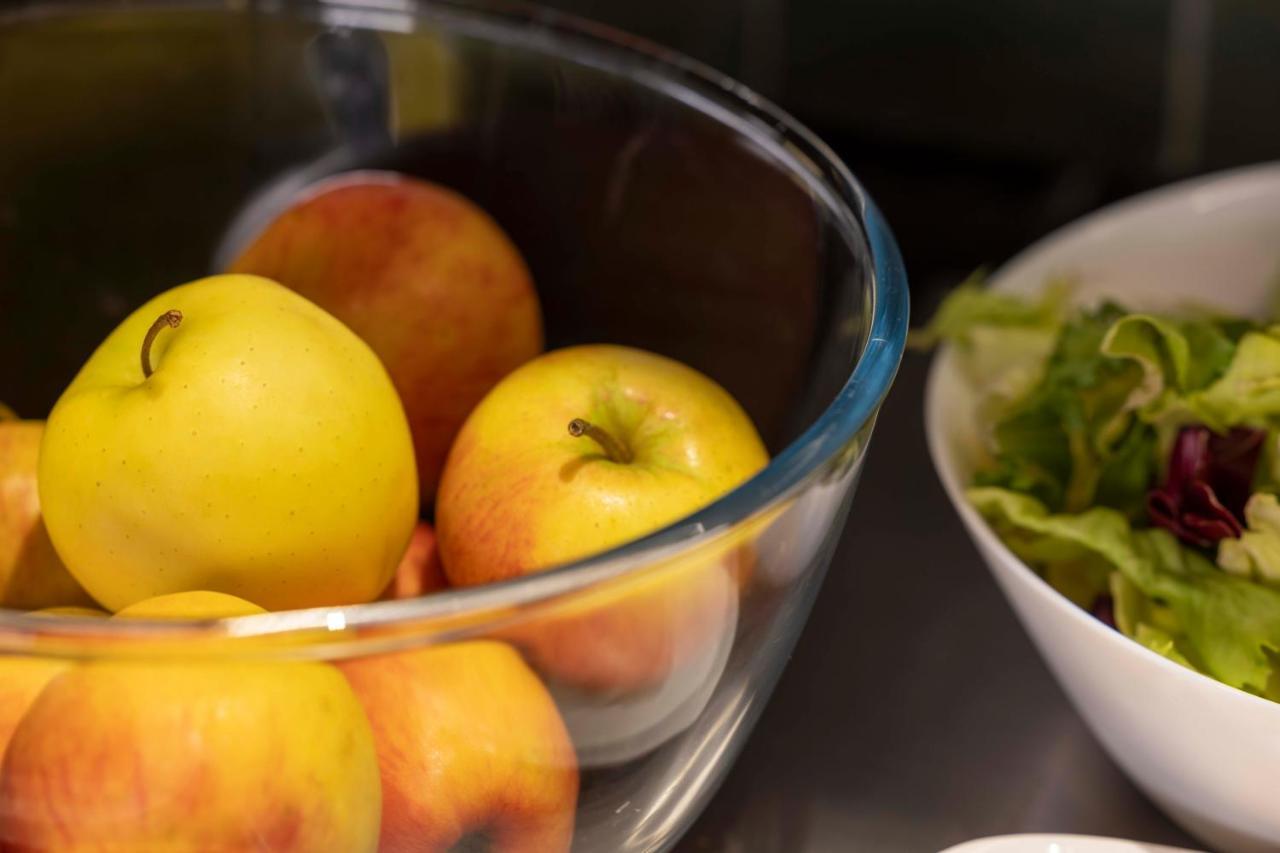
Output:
[926, 162, 1280, 853]
[938, 835, 1199, 853]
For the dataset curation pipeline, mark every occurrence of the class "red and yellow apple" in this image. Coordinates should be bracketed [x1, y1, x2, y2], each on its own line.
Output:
[0, 416, 93, 610]
[0, 609, 109, 764]
[0, 600, 190, 773]
[381, 521, 448, 601]
[436, 344, 768, 692]
[0, 592, 383, 851]
[227, 172, 544, 502]
[339, 641, 578, 852]
[0, 658, 68, 768]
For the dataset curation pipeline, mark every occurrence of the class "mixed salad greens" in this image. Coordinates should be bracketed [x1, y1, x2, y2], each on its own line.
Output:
[916, 274, 1280, 701]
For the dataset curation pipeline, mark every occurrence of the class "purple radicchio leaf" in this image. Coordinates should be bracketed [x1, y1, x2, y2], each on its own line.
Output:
[1146, 426, 1265, 548]
[1090, 595, 1117, 630]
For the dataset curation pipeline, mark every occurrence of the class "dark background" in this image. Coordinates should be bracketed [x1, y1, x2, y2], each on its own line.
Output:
[541, 0, 1276, 304]
[529, 1, 1275, 850]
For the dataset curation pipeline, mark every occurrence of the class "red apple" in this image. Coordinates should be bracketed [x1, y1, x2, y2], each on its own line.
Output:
[338, 641, 578, 852]
[381, 521, 448, 601]
[0, 417, 93, 610]
[227, 172, 544, 502]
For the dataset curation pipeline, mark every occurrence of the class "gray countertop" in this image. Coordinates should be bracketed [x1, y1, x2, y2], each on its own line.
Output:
[678, 353, 1206, 853]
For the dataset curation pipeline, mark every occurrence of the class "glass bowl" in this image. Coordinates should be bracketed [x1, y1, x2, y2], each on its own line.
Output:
[0, 1, 908, 850]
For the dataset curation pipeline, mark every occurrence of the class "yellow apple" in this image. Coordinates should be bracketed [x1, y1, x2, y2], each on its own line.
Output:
[227, 172, 544, 503]
[0, 592, 383, 851]
[31, 606, 108, 617]
[38, 274, 418, 612]
[114, 589, 264, 619]
[338, 641, 578, 852]
[436, 344, 768, 691]
[0, 417, 93, 610]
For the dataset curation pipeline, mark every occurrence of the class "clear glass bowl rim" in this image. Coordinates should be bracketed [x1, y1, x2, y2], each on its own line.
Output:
[0, 0, 910, 644]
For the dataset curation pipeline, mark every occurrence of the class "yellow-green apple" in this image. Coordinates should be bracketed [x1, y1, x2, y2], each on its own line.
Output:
[436, 344, 768, 692]
[227, 171, 544, 503]
[338, 641, 578, 852]
[38, 274, 418, 612]
[0, 416, 94, 610]
[380, 521, 448, 601]
[0, 592, 383, 851]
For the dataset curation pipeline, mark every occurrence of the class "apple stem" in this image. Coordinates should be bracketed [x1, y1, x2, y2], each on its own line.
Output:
[568, 418, 633, 464]
[141, 310, 183, 379]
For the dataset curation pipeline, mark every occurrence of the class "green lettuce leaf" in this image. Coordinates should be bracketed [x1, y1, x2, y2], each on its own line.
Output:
[1044, 558, 1111, 610]
[967, 486, 1159, 589]
[1113, 542, 1210, 673]
[1255, 430, 1280, 493]
[1133, 623, 1197, 670]
[973, 452, 1066, 511]
[983, 304, 1154, 516]
[1099, 314, 1236, 410]
[1099, 314, 1191, 411]
[1145, 331, 1280, 433]
[911, 272, 1069, 426]
[1219, 492, 1280, 584]
[1109, 568, 1181, 638]
[1150, 550, 1280, 696]
[969, 486, 1280, 695]
[1093, 420, 1158, 518]
[907, 272, 1069, 349]
[961, 325, 1062, 422]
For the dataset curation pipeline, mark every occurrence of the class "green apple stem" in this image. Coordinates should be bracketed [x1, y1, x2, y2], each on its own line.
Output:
[567, 418, 633, 464]
[141, 310, 184, 379]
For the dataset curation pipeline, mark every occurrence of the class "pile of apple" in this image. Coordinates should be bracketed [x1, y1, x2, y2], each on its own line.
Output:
[0, 173, 769, 850]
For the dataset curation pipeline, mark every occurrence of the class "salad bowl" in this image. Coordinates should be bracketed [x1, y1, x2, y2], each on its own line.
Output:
[926, 162, 1280, 853]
